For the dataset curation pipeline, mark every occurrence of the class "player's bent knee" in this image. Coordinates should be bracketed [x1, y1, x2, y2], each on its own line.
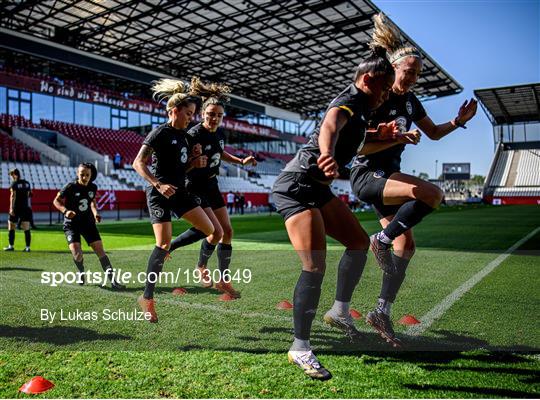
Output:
[419, 185, 444, 208]
[302, 264, 326, 275]
[215, 226, 224, 240]
[200, 223, 214, 237]
[156, 242, 171, 250]
[222, 226, 233, 241]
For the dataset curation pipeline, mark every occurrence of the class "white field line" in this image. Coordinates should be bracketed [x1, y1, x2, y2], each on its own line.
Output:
[406, 226, 540, 336]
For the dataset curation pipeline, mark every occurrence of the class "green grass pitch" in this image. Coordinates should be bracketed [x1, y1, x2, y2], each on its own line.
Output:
[1, 205, 539, 398]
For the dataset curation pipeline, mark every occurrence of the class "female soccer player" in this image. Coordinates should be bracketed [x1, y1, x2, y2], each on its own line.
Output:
[4, 168, 32, 252]
[271, 44, 395, 380]
[350, 14, 478, 346]
[132, 77, 215, 323]
[168, 88, 257, 298]
[53, 163, 125, 290]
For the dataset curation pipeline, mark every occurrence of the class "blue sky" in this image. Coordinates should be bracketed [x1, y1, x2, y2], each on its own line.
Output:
[373, 0, 540, 178]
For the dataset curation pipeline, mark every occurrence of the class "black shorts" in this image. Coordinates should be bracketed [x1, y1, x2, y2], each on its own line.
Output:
[146, 186, 201, 224]
[188, 178, 226, 210]
[272, 172, 335, 221]
[9, 207, 32, 224]
[350, 167, 400, 219]
[63, 221, 101, 245]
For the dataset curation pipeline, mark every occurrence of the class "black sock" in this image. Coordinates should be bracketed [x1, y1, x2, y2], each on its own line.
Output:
[170, 228, 206, 252]
[8, 230, 14, 246]
[293, 270, 324, 341]
[379, 254, 410, 303]
[198, 239, 216, 267]
[24, 230, 31, 247]
[383, 200, 434, 240]
[143, 246, 168, 299]
[217, 243, 232, 274]
[74, 259, 84, 273]
[335, 249, 367, 302]
[99, 255, 114, 280]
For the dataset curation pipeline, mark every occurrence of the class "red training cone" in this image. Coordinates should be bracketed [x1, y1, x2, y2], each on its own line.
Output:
[349, 309, 362, 320]
[276, 300, 293, 310]
[219, 293, 236, 301]
[398, 314, 421, 325]
[172, 287, 187, 296]
[19, 376, 54, 394]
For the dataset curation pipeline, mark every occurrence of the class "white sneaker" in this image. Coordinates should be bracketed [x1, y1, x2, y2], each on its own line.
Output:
[287, 350, 332, 380]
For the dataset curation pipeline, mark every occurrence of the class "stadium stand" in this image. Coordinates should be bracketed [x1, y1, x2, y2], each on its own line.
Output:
[1, 162, 130, 190]
[217, 176, 269, 193]
[485, 147, 540, 197]
[110, 168, 146, 189]
[0, 113, 39, 130]
[476, 83, 540, 204]
[251, 159, 284, 175]
[0, 131, 41, 163]
[330, 179, 352, 195]
[488, 149, 512, 187]
[249, 174, 275, 191]
[515, 149, 540, 186]
[40, 120, 143, 164]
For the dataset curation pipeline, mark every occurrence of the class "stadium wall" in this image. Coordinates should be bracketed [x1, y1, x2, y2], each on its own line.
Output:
[483, 196, 540, 205]
[0, 189, 270, 213]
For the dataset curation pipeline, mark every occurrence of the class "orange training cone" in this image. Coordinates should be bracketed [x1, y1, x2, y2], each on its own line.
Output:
[219, 293, 236, 301]
[349, 309, 362, 320]
[172, 287, 187, 296]
[19, 376, 54, 394]
[399, 314, 420, 325]
[276, 300, 293, 310]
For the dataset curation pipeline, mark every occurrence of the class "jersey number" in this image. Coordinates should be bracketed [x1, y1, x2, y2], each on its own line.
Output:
[209, 153, 221, 168]
[78, 199, 89, 212]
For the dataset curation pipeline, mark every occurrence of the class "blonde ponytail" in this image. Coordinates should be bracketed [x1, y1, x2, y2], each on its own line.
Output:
[370, 13, 422, 65]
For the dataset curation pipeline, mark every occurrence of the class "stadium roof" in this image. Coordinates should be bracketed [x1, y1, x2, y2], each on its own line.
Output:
[475, 83, 540, 125]
[0, 0, 462, 116]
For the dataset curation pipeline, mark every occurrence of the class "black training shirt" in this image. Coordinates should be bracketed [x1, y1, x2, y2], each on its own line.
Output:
[143, 123, 190, 188]
[10, 179, 31, 209]
[59, 181, 98, 223]
[352, 91, 426, 174]
[186, 122, 225, 183]
[283, 84, 371, 183]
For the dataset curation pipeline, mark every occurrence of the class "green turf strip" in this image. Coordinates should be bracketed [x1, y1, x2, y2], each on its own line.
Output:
[0, 205, 539, 397]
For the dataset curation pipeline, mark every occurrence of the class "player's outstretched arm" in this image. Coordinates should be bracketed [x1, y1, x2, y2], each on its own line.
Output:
[416, 98, 478, 141]
[222, 151, 257, 166]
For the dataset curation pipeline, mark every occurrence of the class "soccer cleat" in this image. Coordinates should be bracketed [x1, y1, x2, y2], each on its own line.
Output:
[288, 350, 332, 381]
[3, 246, 14, 251]
[323, 311, 364, 343]
[370, 234, 396, 275]
[23, 247, 31, 252]
[137, 295, 158, 323]
[366, 309, 402, 347]
[197, 266, 213, 288]
[76, 271, 85, 286]
[111, 281, 126, 291]
[215, 281, 241, 299]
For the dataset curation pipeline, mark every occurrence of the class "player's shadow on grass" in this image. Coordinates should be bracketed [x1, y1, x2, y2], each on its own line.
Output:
[107, 286, 220, 295]
[421, 364, 540, 379]
[1, 267, 44, 272]
[403, 383, 537, 398]
[0, 325, 131, 345]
